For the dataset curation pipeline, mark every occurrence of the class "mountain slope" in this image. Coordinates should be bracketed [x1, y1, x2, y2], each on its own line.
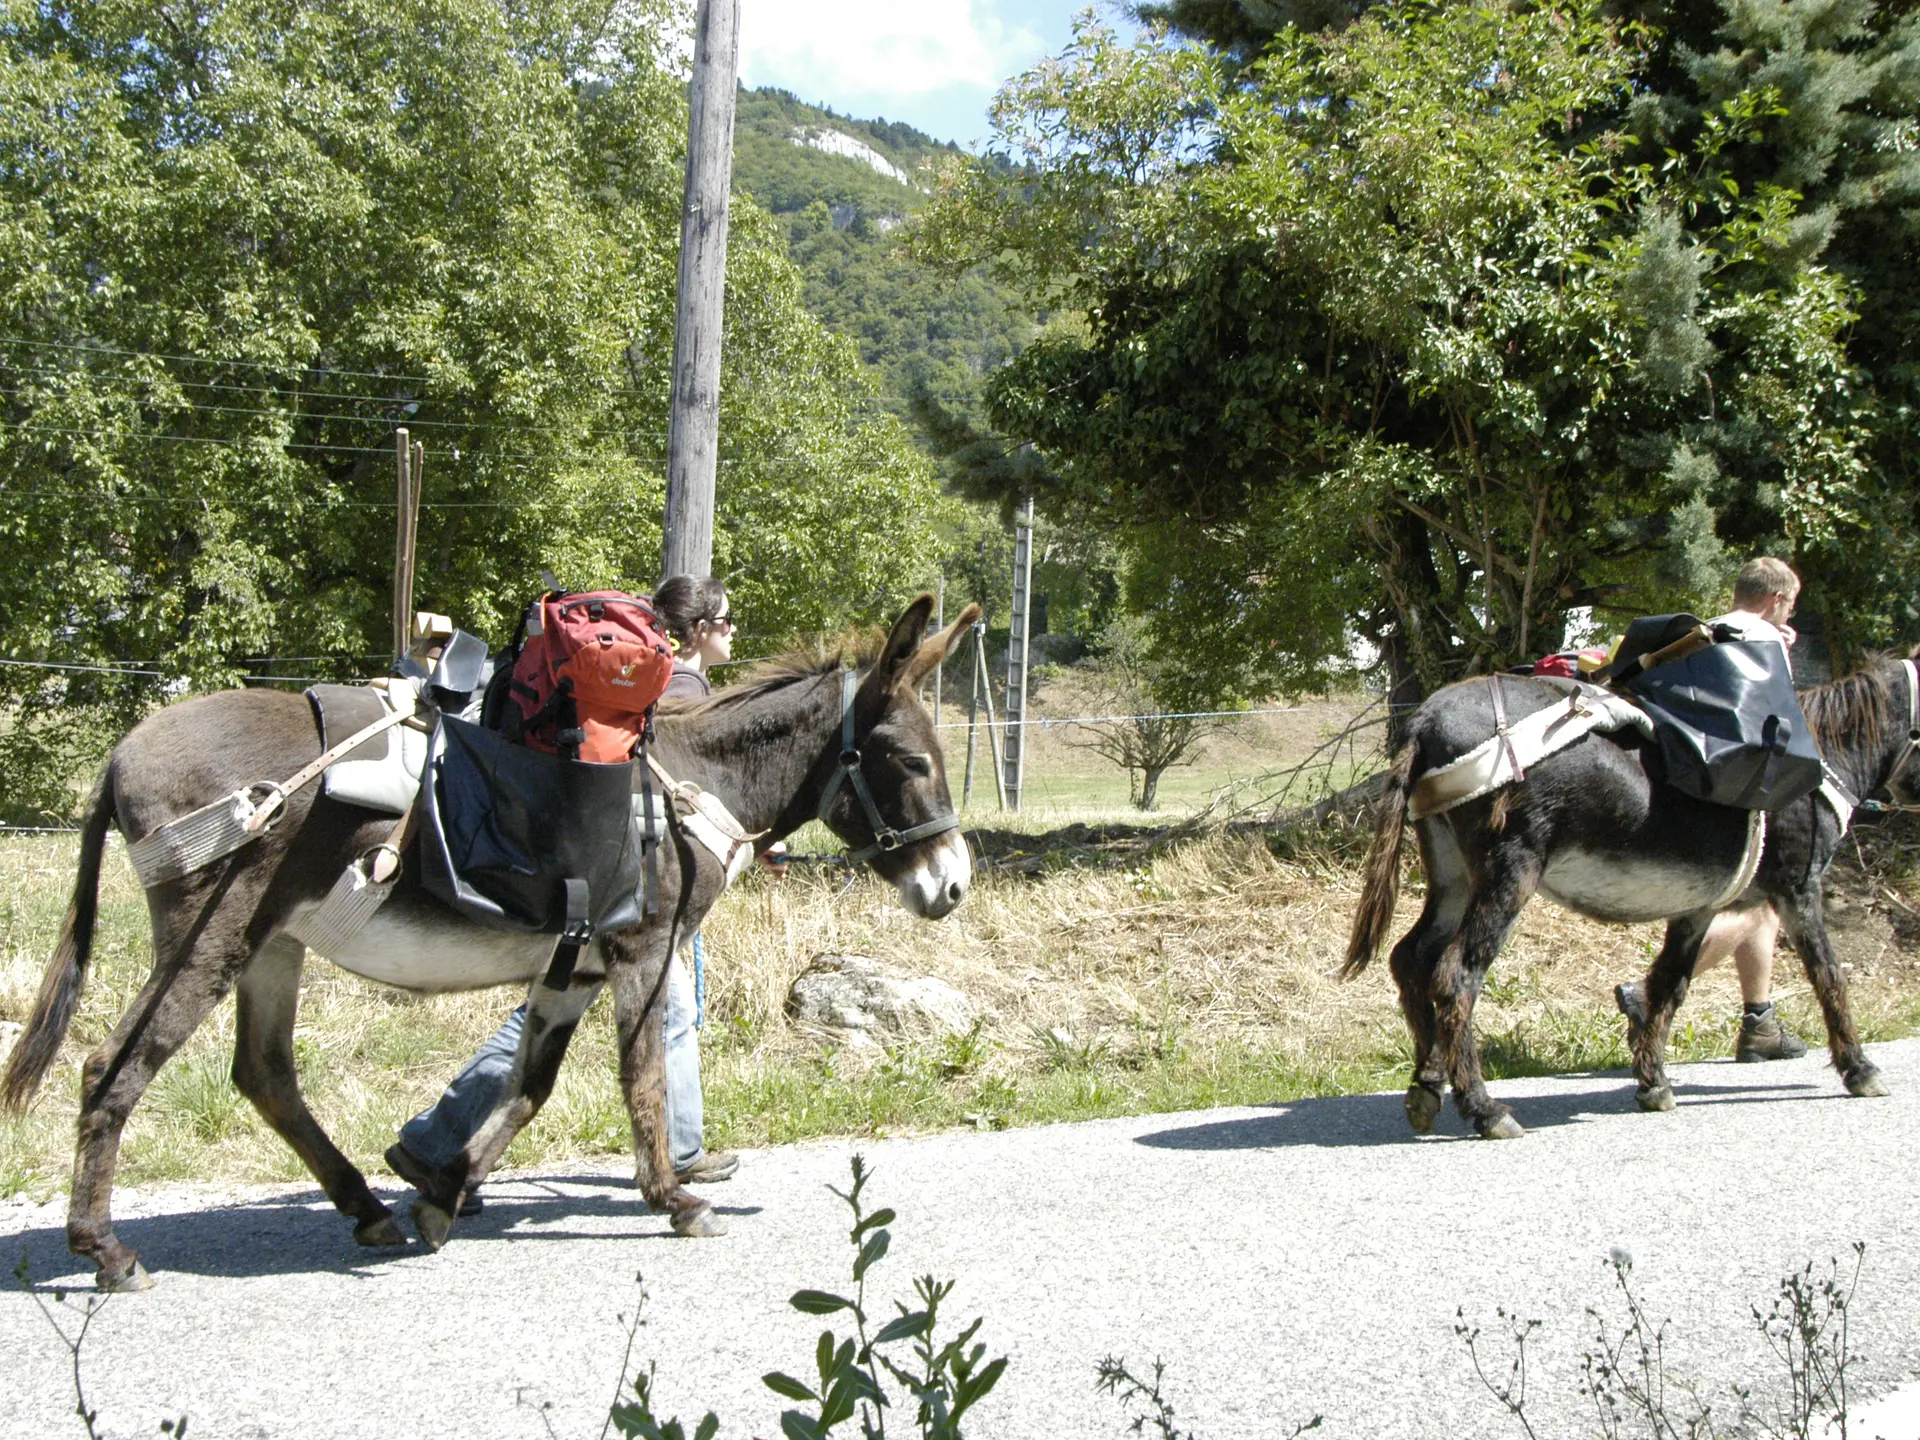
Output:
[731, 88, 1030, 419]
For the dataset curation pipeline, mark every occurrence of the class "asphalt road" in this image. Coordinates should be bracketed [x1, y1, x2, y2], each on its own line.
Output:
[5, 1042, 1919, 1440]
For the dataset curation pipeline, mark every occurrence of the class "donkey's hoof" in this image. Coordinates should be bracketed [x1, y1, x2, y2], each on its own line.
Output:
[411, 1199, 455, 1253]
[355, 1213, 408, 1248]
[1845, 1066, 1889, 1099]
[671, 1201, 727, 1238]
[1404, 1085, 1443, 1135]
[97, 1259, 154, 1293]
[1636, 1084, 1676, 1113]
[1477, 1112, 1525, 1140]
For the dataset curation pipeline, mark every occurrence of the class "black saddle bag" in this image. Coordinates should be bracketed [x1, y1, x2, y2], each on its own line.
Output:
[1627, 638, 1823, 811]
[419, 715, 644, 934]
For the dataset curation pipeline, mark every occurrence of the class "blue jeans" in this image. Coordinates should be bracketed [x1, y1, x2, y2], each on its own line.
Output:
[400, 949, 706, 1175]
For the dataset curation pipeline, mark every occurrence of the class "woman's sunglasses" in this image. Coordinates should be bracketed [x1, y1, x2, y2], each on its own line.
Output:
[705, 612, 736, 633]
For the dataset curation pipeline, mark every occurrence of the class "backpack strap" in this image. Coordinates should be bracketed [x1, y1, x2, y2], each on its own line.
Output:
[540, 878, 593, 991]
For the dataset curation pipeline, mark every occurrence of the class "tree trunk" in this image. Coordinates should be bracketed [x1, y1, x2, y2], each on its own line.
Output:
[1136, 765, 1163, 811]
[1377, 610, 1426, 753]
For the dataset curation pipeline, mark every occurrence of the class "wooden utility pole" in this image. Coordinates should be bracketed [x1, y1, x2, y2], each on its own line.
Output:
[391, 429, 421, 659]
[662, 0, 741, 579]
[1002, 497, 1035, 811]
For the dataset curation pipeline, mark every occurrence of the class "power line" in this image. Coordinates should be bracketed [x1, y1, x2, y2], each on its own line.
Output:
[3, 336, 902, 422]
[0, 381, 671, 441]
[2, 415, 866, 473]
[0, 485, 645, 512]
[0, 334, 658, 396]
[0, 657, 167, 676]
[0, 366, 669, 435]
[1, 418, 411, 456]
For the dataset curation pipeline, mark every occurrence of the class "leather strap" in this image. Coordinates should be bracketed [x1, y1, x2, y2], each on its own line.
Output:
[1488, 676, 1524, 784]
[541, 877, 593, 991]
[1858, 658, 1920, 818]
[816, 667, 959, 866]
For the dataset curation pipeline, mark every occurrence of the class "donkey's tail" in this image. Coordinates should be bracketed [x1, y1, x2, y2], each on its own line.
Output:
[1341, 744, 1417, 979]
[2, 765, 116, 1112]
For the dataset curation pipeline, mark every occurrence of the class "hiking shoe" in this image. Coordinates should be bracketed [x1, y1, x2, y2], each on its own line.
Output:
[1614, 980, 1649, 1034]
[1737, 1006, 1809, 1063]
[676, 1150, 739, 1184]
[385, 1142, 483, 1217]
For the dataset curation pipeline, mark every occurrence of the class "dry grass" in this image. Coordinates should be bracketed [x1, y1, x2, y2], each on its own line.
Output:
[6, 813, 1920, 1202]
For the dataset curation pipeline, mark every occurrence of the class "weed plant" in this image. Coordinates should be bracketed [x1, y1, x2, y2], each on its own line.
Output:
[1096, 1356, 1320, 1439]
[589, 1156, 1006, 1440]
[1458, 1246, 1876, 1440]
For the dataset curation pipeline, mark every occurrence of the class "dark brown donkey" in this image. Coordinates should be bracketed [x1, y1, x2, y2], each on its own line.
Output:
[3, 597, 979, 1291]
[1343, 656, 1915, 1139]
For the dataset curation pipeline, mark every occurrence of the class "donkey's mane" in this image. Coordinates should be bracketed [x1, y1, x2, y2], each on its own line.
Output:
[660, 637, 883, 716]
[1800, 656, 1900, 754]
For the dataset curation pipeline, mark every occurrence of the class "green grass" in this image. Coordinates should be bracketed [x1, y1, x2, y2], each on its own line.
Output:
[701, 1032, 1412, 1149]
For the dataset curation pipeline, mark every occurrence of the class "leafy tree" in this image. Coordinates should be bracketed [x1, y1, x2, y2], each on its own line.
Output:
[1138, 0, 1920, 660]
[1069, 616, 1226, 810]
[913, 3, 1892, 730]
[0, 0, 945, 818]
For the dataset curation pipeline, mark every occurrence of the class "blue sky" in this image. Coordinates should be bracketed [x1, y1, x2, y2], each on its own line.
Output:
[738, 1, 1116, 149]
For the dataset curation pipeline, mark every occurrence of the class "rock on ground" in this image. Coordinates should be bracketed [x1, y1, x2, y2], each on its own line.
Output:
[786, 952, 975, 1047]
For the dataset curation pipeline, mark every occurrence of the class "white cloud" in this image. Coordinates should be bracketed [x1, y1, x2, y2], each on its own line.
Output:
[738, 0, 1042, 102]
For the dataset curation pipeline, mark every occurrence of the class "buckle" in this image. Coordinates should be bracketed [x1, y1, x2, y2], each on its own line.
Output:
[840, 748, 862, 768]
[874, 829, 901, 851]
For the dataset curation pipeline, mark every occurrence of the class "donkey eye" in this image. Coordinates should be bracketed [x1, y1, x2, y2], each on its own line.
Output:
[898, 752, 934, 777]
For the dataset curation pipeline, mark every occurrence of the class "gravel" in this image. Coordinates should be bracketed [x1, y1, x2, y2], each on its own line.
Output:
[4, 1040, 1917, 1439]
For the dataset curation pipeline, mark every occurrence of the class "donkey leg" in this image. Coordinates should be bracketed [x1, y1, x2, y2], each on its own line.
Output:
[1435, 847, 1541, 1139]
[1389, 923, 1445, 1134]
[607, 942, 722, 1238]
[1777, 887, 1884, 1097]
[410, 972, 602, 1253]
[1628, 914, 1710, 1113]
[69, 925, 250, 1290]
[230, 935, 403, 1248]
[1390, 828, 1470, 1134]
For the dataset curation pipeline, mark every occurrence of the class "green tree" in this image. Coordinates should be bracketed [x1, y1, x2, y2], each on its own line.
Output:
[1070, 616, 1225, 810]
[914, 3, 1883, 726]
[0, 0, 944, 819]
[1138, 0, 1920, 657]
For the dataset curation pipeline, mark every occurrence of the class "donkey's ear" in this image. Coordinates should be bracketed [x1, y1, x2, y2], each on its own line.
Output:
[864, 595, 938, 695]
[903, 602, 982, 690]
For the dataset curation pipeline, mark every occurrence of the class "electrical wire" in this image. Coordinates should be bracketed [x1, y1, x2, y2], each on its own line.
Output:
[0, 334, 654, 395]
[0, 368, 669, 434]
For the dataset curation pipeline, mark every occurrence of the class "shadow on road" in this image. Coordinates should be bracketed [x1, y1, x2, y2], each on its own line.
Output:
[1133, 1068, 1836, 1151]
[5, 1174, 762, 1285]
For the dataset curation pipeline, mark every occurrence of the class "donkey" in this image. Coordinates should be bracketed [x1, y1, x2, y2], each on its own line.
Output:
[2, 596, 979, 1290]
[1343, 656, 1914, 1139]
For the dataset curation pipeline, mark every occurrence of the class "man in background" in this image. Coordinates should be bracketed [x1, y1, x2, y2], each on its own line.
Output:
[1615, 556, 1810, 1062]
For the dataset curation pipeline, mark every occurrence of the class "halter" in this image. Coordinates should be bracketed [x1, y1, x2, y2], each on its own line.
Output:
[816, 667, 960, 867]
[1874, 659, 1920, 810]
[1830, 657, 1920, 821]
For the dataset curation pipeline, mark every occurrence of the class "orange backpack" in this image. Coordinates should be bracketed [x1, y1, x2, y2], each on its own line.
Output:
[502, 591, 674, 763]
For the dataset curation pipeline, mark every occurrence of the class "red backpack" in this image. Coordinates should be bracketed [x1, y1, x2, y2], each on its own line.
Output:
[503, 591, 675, 763]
